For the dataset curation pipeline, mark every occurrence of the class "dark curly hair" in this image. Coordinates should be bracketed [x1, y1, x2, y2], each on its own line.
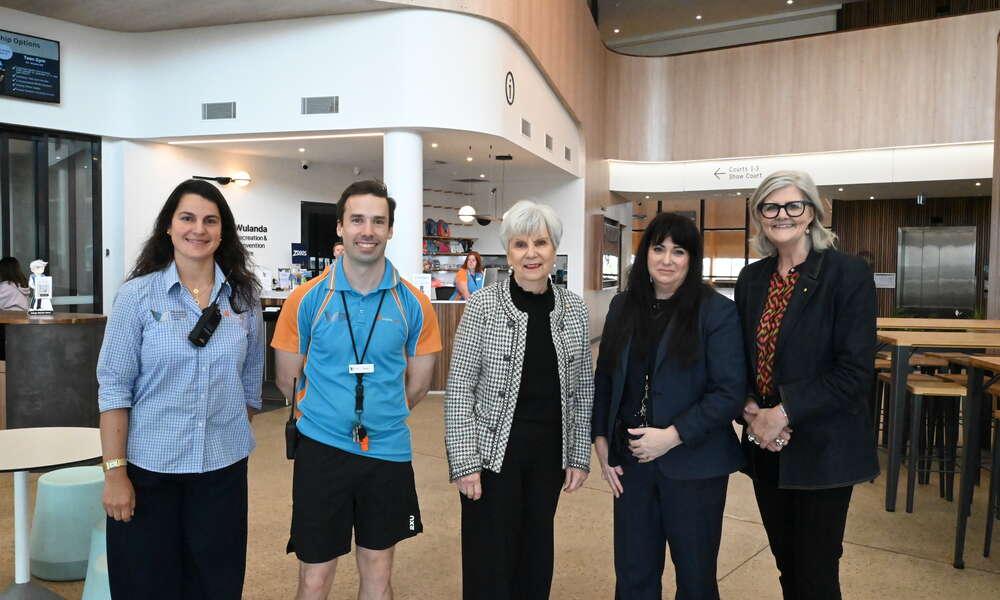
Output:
[128, 179, 259, 313]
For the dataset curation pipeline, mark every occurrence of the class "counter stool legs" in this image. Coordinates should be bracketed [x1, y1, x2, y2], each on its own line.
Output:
[907, 394, 924, 514]
[985, 423, 999, 557]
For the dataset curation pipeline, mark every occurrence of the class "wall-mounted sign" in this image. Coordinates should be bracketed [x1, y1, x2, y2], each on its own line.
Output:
[712, 163, 763, 184]
[236, 222, 269, 256]
[0, 30, 60, 103]
[874, 273, 896, 289]
[291, 243, 308, 266]
[505, 71, 515, 106]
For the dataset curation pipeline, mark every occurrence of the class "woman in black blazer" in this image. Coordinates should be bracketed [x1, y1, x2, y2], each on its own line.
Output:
[735, 170, 878, 600]
[594, 212, 745, 600]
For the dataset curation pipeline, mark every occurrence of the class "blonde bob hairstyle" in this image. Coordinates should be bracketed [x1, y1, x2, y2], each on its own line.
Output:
[499, 199, 563, 250]
[748, 170, 837, 256]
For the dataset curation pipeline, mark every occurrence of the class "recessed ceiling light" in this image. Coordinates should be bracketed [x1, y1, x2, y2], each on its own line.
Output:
[431, 143, 439, 148]
[838, 187, 844, 192]
[479, 173, 486, 178]
[787, 0, 794, 5]
[644, 195, 650, 199]
[869, 196, 875, 200]
[975, 181, 982, 186]
[298, 148, 305, 153]
[696, 15, 702, 20]
[613, 28, 621, 34]
[466, 156, 473, 162]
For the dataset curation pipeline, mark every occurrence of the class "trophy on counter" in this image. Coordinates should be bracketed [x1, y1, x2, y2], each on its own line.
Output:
[28, 259, 54, 315]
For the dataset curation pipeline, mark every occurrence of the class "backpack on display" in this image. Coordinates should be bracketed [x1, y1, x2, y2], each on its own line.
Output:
[436, 219, 450, 237]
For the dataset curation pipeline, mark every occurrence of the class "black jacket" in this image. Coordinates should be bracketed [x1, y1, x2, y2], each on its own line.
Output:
[734, 248, 880, 489]
[593, 289, 746, 480]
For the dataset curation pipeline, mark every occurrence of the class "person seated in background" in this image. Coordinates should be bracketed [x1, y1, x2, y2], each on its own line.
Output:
[333, 241, 346, 259]
[450, 251, 485, 301]
[0, 257, 29, 311]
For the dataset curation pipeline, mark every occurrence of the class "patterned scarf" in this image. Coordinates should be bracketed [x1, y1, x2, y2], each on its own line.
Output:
[755, 270, 800, 396]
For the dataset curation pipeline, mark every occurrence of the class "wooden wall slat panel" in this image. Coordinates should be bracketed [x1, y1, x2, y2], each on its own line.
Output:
[832, 197, 991, 317]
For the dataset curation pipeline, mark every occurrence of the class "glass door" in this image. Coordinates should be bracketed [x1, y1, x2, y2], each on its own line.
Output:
[0, 126, 101, 313]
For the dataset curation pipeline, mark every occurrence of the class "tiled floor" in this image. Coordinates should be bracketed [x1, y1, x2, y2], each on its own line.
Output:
[2, 394, 998, 598]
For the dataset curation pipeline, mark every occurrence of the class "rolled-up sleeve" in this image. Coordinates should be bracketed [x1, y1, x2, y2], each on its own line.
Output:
[97, 284, 143, 412]
[242, 304, 265, 410]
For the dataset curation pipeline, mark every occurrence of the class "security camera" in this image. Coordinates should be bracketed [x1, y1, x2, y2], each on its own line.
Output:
[352, 166, 362, 176]
[300, 160, 310, 171]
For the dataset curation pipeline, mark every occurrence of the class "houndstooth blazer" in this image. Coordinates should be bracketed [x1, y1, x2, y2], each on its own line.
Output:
[445, 280, 594, 481]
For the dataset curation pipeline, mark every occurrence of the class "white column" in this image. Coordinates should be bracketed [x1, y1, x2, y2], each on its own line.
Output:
[382, 130, 423, 281]
[14, 470, 29, 583]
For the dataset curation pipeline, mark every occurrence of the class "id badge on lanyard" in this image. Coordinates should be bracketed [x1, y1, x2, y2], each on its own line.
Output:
[342, 290, 387, 451]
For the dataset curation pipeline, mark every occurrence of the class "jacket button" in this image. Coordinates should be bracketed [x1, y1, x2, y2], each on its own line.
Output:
[499, 392, 506, 398]
[507, 320, 515, 328]
[568, 355, 575, 362]
[503, 355, 511, 362]
[568, 392, 575, 398]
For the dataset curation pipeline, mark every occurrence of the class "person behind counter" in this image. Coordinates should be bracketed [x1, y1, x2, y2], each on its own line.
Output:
[445, 199, 593, 600]
[0, 256, 29, 311]
[593, 212, 745, 599]
[735, 170, 877, 600]
[96, 179, 264, 599]
[450, 251, 484, 301]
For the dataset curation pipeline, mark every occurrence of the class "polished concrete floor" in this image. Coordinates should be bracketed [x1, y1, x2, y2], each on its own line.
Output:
[2, 394, 999, 598]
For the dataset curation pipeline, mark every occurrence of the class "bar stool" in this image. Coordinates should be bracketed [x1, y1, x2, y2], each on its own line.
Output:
[985, 390, 1000, 557]
[875, 371, 940, 449]
[905, 379, 966, 513]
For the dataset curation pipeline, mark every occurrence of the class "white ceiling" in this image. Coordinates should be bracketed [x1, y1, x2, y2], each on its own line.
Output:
[0, 0, 392, 32]
[617, 179, 992, 204]
[158, 128, 571, 185]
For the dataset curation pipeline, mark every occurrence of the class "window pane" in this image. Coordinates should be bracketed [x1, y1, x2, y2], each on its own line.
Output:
[47, 137, 95, 312]
[9, 138, 37, 264]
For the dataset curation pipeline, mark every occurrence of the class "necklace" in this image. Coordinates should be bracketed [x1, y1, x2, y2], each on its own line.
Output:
[189, 287, 200, 304]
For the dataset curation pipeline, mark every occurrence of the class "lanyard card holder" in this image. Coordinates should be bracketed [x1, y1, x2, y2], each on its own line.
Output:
[285, 376, 299, 459]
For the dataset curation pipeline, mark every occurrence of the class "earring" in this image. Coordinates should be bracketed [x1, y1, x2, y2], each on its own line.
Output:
[806, 228, 811, 235]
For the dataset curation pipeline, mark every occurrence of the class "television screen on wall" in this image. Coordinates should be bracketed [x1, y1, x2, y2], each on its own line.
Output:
[0, 30, 60, 103]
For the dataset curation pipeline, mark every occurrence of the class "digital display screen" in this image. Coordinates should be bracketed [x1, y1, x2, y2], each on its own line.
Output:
[0, 29, 60, 103]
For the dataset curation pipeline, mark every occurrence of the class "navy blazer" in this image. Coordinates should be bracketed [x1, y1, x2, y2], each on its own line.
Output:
[593, 289, 746, 480]
[734, 249, 880, 489]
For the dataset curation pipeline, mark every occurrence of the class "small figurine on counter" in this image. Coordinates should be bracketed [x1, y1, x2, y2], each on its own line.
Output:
[28, 259, 54, 315]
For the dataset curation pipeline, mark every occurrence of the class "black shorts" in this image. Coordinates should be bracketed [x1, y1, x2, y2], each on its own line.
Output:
[288, 433, 422, 563]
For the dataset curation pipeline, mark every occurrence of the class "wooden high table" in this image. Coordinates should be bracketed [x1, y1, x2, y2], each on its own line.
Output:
[877, 318, 1000, 331]
[0, 427, 102, 599]
[876, 332, 1000, 567]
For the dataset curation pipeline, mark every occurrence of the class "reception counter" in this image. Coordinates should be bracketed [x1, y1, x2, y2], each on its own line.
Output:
[0, 311, 106, 429]
[428, 301, 465, 392]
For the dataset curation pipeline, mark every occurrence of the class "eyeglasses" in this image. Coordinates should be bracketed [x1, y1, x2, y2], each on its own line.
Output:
[758, 201, 811, 219]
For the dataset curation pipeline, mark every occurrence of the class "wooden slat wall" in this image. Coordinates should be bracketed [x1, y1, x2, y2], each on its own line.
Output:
[429, 302, 465, 391]
[992, 32, 1000, 319]
[606, 11, 1000, 162]
[832, 197, 991, 317]
[839, 0, 1000, 30]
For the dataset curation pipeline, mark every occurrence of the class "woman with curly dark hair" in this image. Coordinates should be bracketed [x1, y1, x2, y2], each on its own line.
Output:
[96, 179, 264, 599]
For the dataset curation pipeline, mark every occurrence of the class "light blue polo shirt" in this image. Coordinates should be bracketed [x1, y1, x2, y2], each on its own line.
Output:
[271, 257, 441, 461]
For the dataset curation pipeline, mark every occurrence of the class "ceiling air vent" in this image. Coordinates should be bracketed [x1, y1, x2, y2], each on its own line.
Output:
[301, 96, 340, 115]
[202, 102, 236, 120]
[564, 146, 572, 161]
[521, 118, 531, 138]
[545, 134, 553, 151]
[453, 178, 488, 183]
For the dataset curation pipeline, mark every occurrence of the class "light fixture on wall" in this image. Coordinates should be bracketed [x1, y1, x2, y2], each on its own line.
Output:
[458, 205, 477, 223]
[192, 171, 252, 186]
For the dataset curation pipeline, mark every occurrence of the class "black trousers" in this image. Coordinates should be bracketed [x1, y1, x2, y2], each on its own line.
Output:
[106, 458, 248, 600]
[752, 453, 853, 600]
[614, 458, 728, 600]
[460, 420, 564, 600]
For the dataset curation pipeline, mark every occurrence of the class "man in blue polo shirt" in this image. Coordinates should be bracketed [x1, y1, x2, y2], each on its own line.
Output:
[273, 180, 441, 600]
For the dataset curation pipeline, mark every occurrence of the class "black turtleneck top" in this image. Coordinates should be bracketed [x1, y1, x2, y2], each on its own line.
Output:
[509, 276, 562, 424]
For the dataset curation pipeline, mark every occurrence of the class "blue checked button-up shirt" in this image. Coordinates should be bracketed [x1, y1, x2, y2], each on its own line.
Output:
[97, 262, 264, 474]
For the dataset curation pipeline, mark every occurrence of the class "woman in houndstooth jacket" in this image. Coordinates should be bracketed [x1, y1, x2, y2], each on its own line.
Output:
[445, 200, 593, 600]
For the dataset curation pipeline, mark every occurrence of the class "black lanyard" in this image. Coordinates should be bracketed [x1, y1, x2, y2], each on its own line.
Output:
[340, 289, 387, 419]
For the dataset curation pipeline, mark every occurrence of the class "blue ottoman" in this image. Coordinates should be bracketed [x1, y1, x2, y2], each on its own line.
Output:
[29, 465, 105, 581]
[82, 519, 110, 600]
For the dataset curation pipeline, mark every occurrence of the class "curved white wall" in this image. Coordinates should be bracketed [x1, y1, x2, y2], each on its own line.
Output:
[0, 7, 582, 177]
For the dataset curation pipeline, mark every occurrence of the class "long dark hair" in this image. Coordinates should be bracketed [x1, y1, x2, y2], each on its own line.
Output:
[614, 212, 711, 366]
[128, 179, 259, 313]
[0, 257, 28, 287]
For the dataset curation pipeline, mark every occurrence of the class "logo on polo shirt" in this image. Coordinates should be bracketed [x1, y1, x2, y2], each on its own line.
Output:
[409, 515, 415, 531]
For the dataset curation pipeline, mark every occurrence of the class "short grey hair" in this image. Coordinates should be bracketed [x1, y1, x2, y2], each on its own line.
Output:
[499, 199, 563, 250]
[748, 170, 837, 256]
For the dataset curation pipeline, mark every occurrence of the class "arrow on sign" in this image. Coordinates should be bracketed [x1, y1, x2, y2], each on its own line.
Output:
[713, 168, 726, 179]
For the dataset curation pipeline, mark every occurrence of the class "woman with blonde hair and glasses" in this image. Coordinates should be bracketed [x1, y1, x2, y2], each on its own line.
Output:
[735, 170, 877, 599]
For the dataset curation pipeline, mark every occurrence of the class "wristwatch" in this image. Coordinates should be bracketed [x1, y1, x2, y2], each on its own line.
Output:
[102, 458, 128, 472]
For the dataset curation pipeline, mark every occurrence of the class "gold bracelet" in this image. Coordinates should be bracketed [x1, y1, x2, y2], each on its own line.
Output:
[102, 458, 128, 472]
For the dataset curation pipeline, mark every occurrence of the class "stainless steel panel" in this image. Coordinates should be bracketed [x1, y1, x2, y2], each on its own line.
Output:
[896, 226, 976, 316]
